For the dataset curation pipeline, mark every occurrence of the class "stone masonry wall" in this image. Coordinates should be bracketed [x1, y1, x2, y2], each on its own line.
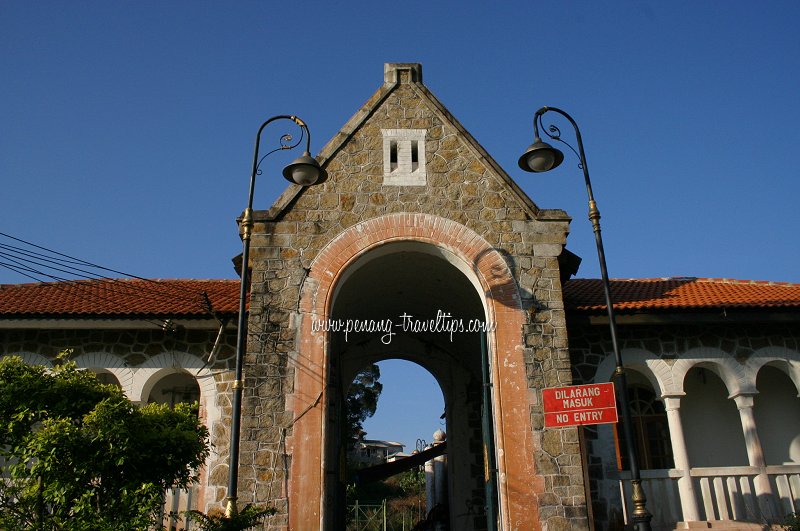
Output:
[569, 321, 800, 383]
[236, 64, 587, 530]
[0, 327, 236, 368]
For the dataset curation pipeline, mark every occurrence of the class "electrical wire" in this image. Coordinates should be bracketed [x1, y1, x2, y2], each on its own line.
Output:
[0, 239, 206, 304]
[0, 250, 207, 316]
[0, 232, 212, 301]
[0, 232, 229, 326]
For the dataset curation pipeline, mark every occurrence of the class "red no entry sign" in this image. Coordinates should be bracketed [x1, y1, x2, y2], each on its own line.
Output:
[542, 382, 618, 428]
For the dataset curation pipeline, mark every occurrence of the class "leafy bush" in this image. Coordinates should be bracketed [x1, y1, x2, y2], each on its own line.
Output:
[0, 353, 210, 530]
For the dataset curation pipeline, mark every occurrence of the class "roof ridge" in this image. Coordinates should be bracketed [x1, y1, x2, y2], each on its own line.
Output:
[568, 277, 800, 287]
[1, 277, 240, 287]
[258, 62, 548, 223]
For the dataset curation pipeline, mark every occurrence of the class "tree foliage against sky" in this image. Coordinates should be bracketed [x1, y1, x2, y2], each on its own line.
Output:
[0, 353, 210, 531]
[346, 363, 383, 447]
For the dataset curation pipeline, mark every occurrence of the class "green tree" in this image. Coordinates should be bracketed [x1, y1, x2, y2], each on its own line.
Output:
[0, 353, 210, 531]
[398, 468, 425, 497]
[345, 363, 383, 448]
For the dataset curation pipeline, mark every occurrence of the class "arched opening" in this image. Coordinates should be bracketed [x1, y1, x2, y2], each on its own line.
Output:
[754, 364, 800, 464]
[361, 359, 445, 454]
[147, 371, 200, 408]
[682, 366, 748, 467]
[346, 359, 445, 526]
[326, 242, 493, 531]
[615, 370, 673, 470]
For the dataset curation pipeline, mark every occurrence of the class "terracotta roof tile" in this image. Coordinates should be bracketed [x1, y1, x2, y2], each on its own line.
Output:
[2, 277, 799, 319]
[0, 279, 240, 318]
[563, 277, 800, 313]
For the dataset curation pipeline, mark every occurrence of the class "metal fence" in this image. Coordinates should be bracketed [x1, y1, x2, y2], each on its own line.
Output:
[347, 500, 423, 531]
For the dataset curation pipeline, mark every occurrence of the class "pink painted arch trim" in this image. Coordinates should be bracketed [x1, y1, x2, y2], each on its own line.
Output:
[289, 212, 540, 531]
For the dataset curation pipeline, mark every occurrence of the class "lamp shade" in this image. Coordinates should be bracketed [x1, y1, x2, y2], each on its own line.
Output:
[282, 152, 328, 186]
[517, 139, 564, 173]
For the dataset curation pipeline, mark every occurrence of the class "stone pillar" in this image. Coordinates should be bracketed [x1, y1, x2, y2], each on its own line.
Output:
[732, 393, 776, 519]
[663, 396, 701, 522]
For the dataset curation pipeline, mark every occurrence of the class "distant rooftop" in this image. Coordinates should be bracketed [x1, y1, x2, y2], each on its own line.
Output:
[358, 440, 405, 449]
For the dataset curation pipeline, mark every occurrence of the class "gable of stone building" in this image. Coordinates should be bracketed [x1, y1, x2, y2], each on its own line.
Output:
[236, 64, 577, 531]
[253, 64, 560, 272]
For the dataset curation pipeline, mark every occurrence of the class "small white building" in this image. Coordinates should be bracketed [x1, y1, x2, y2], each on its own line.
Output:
[350, 439, 405, 467]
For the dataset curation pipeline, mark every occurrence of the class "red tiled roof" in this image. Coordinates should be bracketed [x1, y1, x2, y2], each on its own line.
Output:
[2, 277, 799, 319]
[0, 279, 240, 318]
[564, 277, 800, 313]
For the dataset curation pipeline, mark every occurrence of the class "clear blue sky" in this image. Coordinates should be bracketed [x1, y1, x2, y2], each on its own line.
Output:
[2, 1, 799, 451]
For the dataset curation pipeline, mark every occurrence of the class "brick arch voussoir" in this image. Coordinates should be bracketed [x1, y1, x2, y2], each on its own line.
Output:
[73, 352, 135, 397]
[1, 351, 52, 367]
[749, 346, 800, 396]
[131, 352, 216, 405]
[594, 348, 671, 397]
[306, 213, 521, 317]
[297, 212, 532, 530]
[677, 347, 755, 397]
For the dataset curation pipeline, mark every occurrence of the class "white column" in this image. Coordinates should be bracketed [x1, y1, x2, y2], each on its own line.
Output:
[425, 452, 436, 515]
[433, 454, 447, 510]
[663, 396, 701, 522]
[732, 393, 776, 519]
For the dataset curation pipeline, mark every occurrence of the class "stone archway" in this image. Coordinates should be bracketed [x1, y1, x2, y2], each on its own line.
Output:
[289, 213, 535, 531]
[329, 242, 487, 530]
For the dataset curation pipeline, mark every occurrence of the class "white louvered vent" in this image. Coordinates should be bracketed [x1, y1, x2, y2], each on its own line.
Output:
[381, 129, 427, 185]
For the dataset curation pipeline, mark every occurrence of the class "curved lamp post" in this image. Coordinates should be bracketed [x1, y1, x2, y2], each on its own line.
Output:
[226, 115, 327, 517]
[518, 107, 653, 531]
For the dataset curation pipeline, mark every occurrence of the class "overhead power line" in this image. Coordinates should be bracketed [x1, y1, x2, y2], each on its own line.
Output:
[0, 232, 224, 325]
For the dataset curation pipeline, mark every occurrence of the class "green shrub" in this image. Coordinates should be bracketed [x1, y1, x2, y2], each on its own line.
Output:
[186, 505, 277, 531]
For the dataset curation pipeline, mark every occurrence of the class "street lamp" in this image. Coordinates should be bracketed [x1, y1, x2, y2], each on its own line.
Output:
[226, 115, 327, 517]
[518, 107, 653, 531]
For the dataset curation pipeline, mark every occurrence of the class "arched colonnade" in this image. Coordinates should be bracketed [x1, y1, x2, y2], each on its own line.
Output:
[590, 346, 800, 523]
